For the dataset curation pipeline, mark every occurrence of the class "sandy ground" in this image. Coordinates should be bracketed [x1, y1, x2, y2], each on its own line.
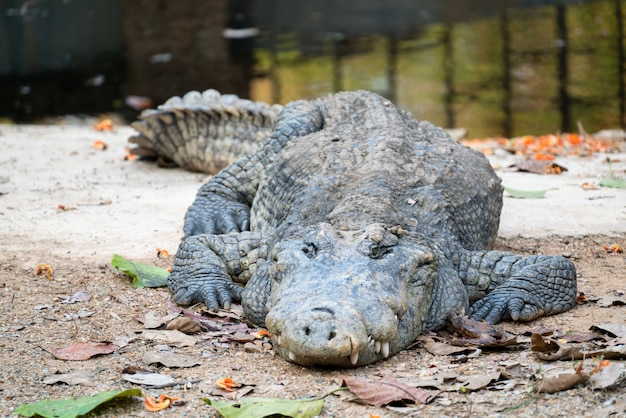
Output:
[1, 123, 625, 417]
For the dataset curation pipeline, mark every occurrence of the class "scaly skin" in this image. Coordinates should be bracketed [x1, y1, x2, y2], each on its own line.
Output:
[146, 90, 578, 367]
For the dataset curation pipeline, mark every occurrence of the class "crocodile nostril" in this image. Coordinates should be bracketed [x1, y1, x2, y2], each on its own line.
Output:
[328, 331, 336, 340]
[304, 326, 311, 336]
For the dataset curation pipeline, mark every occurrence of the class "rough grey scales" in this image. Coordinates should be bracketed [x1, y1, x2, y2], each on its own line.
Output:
[132, 89, 577, 367]
[129, 89, 282, 174]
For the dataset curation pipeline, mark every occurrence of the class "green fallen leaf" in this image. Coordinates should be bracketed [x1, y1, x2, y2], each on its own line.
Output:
[111, 254, 169, 288]
[204, 396, 324, 418]
[14, 388, 141, 418]
[504, 186, 547, 199]
[599, 176, 626, 189]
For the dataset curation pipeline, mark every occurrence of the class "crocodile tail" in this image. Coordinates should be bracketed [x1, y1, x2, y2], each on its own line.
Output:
[129, 89, 282, 174]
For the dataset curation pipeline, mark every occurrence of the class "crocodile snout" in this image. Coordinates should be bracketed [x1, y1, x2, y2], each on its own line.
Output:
[267, 302, 394, 367]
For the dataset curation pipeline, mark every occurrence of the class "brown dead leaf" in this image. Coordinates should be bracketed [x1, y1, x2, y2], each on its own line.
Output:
[533, 372, 589, 393]
[421, 338, 477, 356]
[531, 333, 575, 360]
[446, 311, 518, 347]
[456, 372, 502, 391]
[339, 375, 438, 407]
[530, 333, 560, 354]
[532, 333, 626, 361]
[166, 300, 232, 331]
[166, 316, 202, 334]
[52, 341, 119, 360]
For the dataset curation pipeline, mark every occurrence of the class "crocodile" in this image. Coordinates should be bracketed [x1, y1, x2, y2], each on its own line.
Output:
[130, 89, 577, 367]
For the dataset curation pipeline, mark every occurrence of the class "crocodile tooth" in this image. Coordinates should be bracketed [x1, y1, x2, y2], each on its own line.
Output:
[382, 341, 390, 358]
[275, 335, 282, 345]
[288, 351, 296, 361]
[350, 351, 359, 365]
[368, 335, 372, 343]
[374, 340, 381, 354]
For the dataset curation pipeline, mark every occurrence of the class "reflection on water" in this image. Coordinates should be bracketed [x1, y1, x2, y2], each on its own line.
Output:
[250, 1, 625, 137]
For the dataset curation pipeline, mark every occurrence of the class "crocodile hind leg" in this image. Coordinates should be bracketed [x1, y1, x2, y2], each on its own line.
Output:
[460, 251, 577, 324]
[168, 232, 266, 311]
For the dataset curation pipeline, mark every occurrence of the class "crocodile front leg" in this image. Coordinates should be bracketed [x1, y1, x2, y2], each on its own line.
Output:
[168, 231, 266, 310]
[460, 251, 577, 324]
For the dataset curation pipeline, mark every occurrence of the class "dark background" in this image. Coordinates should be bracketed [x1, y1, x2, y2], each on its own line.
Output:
[1, 0, 624, 137]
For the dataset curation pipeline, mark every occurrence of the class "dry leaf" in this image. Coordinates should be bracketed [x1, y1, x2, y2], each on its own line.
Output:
[589, 363, 626, 390]
[533, 372, 589, 393]
[447, 311, 517, 347]
[34, 263, 53, 280]
[142, 351, 202, 368]
[166, 316, 202, 334]
[510, 160, 568, 175]
[52, 341, 119, 360]
[591, 323, 626, 338]
[122, 371, 176, 387]
[141, 329, 196, 347]
[42, 369, 97, 386]
[60, 291, 91, 304]
[339, 375, 438, 407]
[456, 372, 502, 391]
[595, 297, 626, 308]
[142, 311, 179, 329]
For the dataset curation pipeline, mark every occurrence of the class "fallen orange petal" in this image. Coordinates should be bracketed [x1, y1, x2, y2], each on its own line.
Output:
[94, 118, 114, 131]
[124, 152, 138, 161]
[144, 395, 171, 411]
[34, 263, 53, 280]
[216, 377, 237, 391]
[156, 248, 169, 258]
[92, 140, 108, 150]
[581, 182, 599, 190]
[253, 329, 271, 339]
[157, 394, 180, 403]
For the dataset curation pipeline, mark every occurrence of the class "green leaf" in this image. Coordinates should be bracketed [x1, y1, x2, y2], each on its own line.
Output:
[111, 254, 169, 288]
[14, 388, 141, 418]
[599, 176, 626, 189]
[204, 397, 325, 418]
[504, 186, 547, 199]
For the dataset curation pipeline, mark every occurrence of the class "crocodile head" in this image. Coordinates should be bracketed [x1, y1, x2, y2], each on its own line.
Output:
[263, 222, 438, 367]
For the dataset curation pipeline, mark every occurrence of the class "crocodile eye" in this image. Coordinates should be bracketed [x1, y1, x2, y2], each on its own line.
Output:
[369, 245, 391, 259]
[358, 240, 391, 259]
